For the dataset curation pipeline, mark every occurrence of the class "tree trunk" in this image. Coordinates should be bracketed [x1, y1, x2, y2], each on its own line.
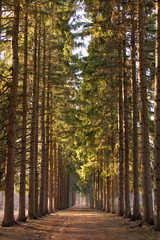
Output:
[61, 159, 65, 209]
[97, 169, 100, 210]
[106, 159, 111, 213]
[154, 0, 160, 230]
[28, 3, 37, 219]
[99, 159, 102, 210]
[123, 34, 131, 218]
[118, 44, 124, 216]
[2, 0, 19, 227]
[64, 168, 69, 209]
[45, 50, 51, 214]
[18, 0, 28, 222]
[49, 93, 53, 213]
[54, 138, 57, 211]
[131, 0, 141, 221]
[96, 169, 99, 209]
[39, 19, 46, 216]
[92, 172, 95, 208]
[137, 0, 153, 225]
[57, 145, 62, 209]
[110, 68, 115, 214]
[111, 130, 115, 214]
[35, 15, 41, 217]
[103, 159, 106, 211]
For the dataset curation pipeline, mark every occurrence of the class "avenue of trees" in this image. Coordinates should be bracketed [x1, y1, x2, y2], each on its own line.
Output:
[1, 0, 160, 232]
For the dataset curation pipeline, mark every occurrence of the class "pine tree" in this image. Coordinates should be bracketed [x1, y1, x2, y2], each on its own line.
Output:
[137, 0, 153, 225]
[2, 0, 20, 227]
[28, 2, 38, 219]
[130, 0, 141, 221]
[18, 0, 29, 222]
[154, 0, 160, 231]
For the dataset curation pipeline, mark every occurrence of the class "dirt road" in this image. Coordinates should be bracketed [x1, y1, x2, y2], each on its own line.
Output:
[0, 206, 160, 240]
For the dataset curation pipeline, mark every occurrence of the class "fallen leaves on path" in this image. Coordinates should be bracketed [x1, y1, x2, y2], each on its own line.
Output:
[0, 206, 160, 240]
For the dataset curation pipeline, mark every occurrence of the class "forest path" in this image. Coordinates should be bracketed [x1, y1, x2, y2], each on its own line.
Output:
[0, 206, 160, 240]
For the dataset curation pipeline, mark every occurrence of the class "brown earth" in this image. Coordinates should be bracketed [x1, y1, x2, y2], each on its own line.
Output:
[0, 205, 160, 240]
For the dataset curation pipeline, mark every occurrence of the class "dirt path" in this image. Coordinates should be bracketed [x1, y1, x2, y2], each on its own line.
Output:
[0, 206, 160, 240]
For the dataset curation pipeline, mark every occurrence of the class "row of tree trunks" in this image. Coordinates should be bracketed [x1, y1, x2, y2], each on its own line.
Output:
[1, 0, 74, 227]
[52, 142, 69, 211]
[92, 151, 114, 213]
[92, 0, 152, 223]
[116, 0, 153, 224]
[17, 8, 69, 220]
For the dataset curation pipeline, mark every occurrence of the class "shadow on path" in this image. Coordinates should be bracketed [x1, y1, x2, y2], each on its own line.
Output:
[0, 206, 160, 240]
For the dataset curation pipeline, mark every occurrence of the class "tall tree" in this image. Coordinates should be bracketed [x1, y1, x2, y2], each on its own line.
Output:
[122, 28, 131, 219]
[49, 95, 54, 213]
[45, 48, 51, 214]
[54, 138, 57, 211]
[130, 0, 141, 221]
[35, 15, 41, 217]
[18, 0, 28, 222]
[154, 0, 160, 231]
[137, 0, 153, 225]
[28, 3, 38, 219]
[39, 17, 46, 216]
[2, 0, 20, 227]
[118, 44, 124, 216]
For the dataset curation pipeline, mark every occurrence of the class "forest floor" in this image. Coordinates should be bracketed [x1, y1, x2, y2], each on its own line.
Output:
[0, 205, 160, 240]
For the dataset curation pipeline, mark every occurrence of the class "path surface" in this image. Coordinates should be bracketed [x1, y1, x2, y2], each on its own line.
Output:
[0, 206, 160, 240]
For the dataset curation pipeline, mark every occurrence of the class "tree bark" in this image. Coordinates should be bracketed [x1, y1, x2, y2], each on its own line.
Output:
[103, 159, 106, 211]
[110, 68, 115, 214]
[35, 15, 41, 217]
[28, 3, 37, 219]
[122, 33, 131, 218]
[111, 130, 115, 214]
[118, 44, 124, 216]
[39, 18, 46, 216]
[45, 49, 51, 214]
[92, 173, 95, 208]
[57, 145, 62, 209]
[137, 0, 153, 225]
[18, 0, 28, 222]
[154, 0, 160, 230]
[106, 158, 111, 213]
[2, 0, 19, 227]
[54, 138, 57, 211]
[49, 92, 53, 213]
[131, 0, 141, 221]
